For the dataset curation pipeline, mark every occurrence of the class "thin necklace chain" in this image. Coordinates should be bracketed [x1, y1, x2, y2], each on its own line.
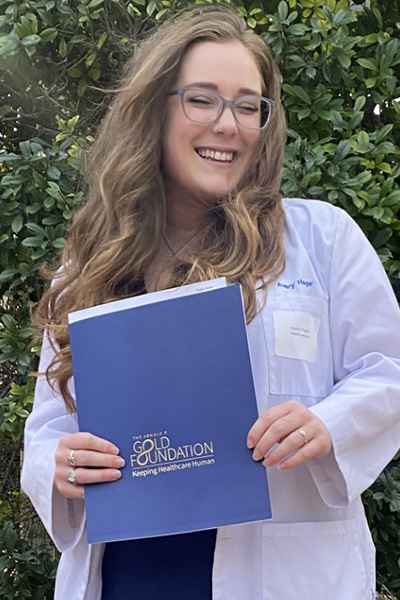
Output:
[162, 230, 202, 258]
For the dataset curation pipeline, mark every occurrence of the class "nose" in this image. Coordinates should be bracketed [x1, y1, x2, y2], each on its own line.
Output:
[212, 105, 238, 135]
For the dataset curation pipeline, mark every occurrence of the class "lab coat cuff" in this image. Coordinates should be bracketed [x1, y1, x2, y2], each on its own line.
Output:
[307, 405, 351, 508]
[22, 437, 85, 552]
[51, 485, 86, 552]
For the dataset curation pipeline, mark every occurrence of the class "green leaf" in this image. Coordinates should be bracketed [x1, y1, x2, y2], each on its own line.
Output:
[40, 27, 58, 43]
[375, 124, 394, 145]
[19, 140, 31, 157]
[373, 228, 393, 248]
[52, 238, 66, 249]
[21, 34, 41, 47]
[26, 222, 46, 235]
[287, 24, 307, 36]
[146, 0, 156, 16]
[0, 37, 19, 57]
[357, 131, 370, 152]
[372, 7, 383, 29]
[31, 141, 44, 154]
[30, 248, 49, 260]
[97, 31, 108, 48]
[11, 215, 23, 234]
[296, 107, 311, 120]
[377, 163, 392, 174]
[357, 58, 377, 71]
[70, 34, 87, 44]
[384, 191, 400, 206]
[2, 314, 16, 330]
[47, 166, 61, 180]
[21, 236, 45, 247]
[307, 186, 324, 196]
[128, 3, 141, 16]
[337, 54, 351, 70]
[365, 77, 377, 89]
[68, 66, 83, 78]
[77, 78, 87, 97]
[278, 1, 288, 21]
[354, 96, 366, 112]
[283, 84, 311, 105]
[85, 51, 97, 67]
[370, 207, 385, 220]
[0, 153, 19, 162]
[57, 2, 74, 14]
[334, 140, 350, 163]
[59, 37, 67, 58]
[88, 66, 101, 81]
[343, 188, 356, 198]
[356, 171, 372, 185]
[365, 34, 378, 44]
[348, 112, 364, 130]
[305, 67, 316, 79]
[88, 0, 104, 7]
[332, 9, 353, 28]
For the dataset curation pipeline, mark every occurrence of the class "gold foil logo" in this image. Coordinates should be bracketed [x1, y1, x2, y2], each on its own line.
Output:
[130, 432, 215, 477]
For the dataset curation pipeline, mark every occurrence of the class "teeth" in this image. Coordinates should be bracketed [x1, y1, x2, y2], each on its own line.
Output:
[197, 149, 234, 162]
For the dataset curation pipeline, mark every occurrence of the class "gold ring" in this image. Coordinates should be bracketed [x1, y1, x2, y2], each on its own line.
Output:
[67, 450, 76, 467]
[67, 468, 77, 485]
[297, 428, 307, 445]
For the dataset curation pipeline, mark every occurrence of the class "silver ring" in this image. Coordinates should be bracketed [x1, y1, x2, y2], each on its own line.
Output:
[297, 428, 307, 445]
[67, 468, 77, 485]
[67, 450, 76, 467]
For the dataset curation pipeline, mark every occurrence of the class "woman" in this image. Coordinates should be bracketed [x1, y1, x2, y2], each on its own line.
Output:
[21, 6, 400, 600]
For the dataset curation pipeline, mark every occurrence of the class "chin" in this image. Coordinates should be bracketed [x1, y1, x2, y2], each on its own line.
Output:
[197, 188, 231, 205]
[198, 180, 237, 202]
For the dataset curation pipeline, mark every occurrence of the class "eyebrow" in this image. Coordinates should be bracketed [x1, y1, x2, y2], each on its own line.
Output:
[184, 82, 262, 96]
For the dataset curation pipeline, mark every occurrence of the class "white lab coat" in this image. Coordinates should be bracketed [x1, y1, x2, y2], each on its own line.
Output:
[21, 198, 400, 600]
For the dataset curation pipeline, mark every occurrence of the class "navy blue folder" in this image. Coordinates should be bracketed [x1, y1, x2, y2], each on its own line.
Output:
[69, 284, 271, 544]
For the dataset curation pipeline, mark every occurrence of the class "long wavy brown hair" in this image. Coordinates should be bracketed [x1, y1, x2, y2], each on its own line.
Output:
[35, 5, 287, 412]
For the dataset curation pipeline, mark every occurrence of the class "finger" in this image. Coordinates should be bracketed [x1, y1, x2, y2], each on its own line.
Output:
[251, 413, 304, 460]
[273, 439, 319, 471]
[54, 472, 85, 500]
[55, 465, 122, 498]
[262, 428, 311, 467]
[69, 450, 125, 469]
[65, 432, 120, 454]
[73, 466, 122, 485]
[56, 481, 85, 500]
[247, 403, 294, 449]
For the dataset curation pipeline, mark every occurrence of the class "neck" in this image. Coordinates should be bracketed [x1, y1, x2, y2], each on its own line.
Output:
[164, 186, 209, 242]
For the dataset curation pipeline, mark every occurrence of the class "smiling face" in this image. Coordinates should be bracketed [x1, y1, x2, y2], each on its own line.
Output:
[162, 40, 262, 211]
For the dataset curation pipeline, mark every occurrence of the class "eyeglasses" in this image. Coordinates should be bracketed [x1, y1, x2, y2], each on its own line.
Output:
[168, 88, 275, 130]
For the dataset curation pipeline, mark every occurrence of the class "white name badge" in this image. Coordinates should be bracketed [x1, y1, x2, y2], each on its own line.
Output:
[273, 311, 320, 363]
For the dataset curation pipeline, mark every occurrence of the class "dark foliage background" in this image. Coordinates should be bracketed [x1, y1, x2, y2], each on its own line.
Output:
[1, 0, 399, 597]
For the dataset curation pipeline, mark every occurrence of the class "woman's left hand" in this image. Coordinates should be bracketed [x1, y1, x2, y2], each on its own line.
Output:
[247, 400, 332, 471]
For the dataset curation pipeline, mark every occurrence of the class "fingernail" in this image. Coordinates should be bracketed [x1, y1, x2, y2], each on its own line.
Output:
[247, 438, 255, 449]
[252, 449, 262, 461]
[263, 458, 271, 467]
[112, 470, 122, 479]
[111, 445, 120, 454]
[277, 463, 286, 471]
[116, 458, 125, 468]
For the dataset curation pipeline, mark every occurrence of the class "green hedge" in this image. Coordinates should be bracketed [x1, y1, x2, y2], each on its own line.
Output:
[1, 0, 399, 597]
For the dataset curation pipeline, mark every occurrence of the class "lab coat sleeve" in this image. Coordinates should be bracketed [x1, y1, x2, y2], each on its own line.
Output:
[307, 208, 400, 507]
[21, 334, 86, 552]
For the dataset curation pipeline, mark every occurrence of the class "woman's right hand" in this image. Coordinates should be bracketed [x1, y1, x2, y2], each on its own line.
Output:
[54, 432, 125, 499]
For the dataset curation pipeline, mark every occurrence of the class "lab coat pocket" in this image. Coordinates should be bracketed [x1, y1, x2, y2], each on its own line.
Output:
[263, 295, 333, 398]
[261, 519, 367, 600]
